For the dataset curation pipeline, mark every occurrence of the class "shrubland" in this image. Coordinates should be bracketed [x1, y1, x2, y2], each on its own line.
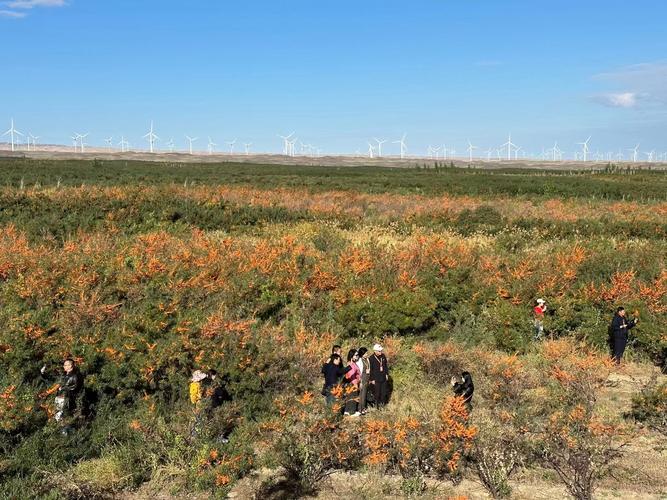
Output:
[0, 159, 665, 498]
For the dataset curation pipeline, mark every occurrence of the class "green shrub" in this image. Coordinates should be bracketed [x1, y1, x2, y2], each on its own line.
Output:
[630, 379, 667, 435]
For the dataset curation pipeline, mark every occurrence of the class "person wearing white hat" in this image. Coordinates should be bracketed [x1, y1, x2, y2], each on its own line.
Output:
[189, 370, 208, 405]
[533, 298, 547, 340]
[368, 344, 389, 408]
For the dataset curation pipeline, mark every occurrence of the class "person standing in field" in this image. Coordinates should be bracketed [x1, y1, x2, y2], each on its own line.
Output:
[611, 306, 638, 365]
[451, 371, 474, 413]
[322, 353, 344, 405]
[343, 349, 361, 416]
[321, 345, 342, 376]
[42, 358, 84, 435]
[356, 347, 371, 414]
[369, 344, 389, 408]
[189, 370, 209, 437]
[533, 298, 547, 340]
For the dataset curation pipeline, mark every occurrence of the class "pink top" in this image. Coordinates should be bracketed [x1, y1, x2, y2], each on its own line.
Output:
[345, 361, 361, 386]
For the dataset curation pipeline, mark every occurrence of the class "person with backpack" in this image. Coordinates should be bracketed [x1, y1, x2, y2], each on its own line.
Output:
[611, 306, 638, 365]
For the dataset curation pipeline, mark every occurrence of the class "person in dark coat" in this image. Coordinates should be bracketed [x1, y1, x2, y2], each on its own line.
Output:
[611, 306, 638, 365]
[206, 369, 230, 409]
[451, 371, 474, 413]
[321, 345, 342, 373]
[322, 353, 344, 405]
[368, 344, 389, 408]
[41, 358, 84, 435]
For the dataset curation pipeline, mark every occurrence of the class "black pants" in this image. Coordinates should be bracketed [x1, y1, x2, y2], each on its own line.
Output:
[344, 386, 360, 415]
[371, 380, 388, 407]
[613, 334, 627, 364]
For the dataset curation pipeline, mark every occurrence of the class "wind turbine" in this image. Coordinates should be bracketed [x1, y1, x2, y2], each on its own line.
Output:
[485, 148, 494, 161]
[466, 140, 478, 162]
[185, 135, 198, 155]
[367, 142, 375, 158]
[207, 137, 217, 155]
[80, 133, 89, 153]
[278, 132, 295, 156]
[3, 118, 22, 152]
[105, 137, 113, 152]
[550, 141, 563, 161]
[374, 138, 387, 157]
[500, 133, 517, 161]
[627, 144, 640, 163]
[118, 135, 129, 153]
[143, 121, 159, 153]
[244, 142, 252, 155]
[287, 137, 298, 157]
[28, 133, 39, 151]
[166, 138, 175, 152]
[646, 150, 655, 162]
[392, 133, 407, 159]
[73, 133, 88, 153]
[431, 145, 441, 159]
[226, 139, 237, 154]
[577, 136, 591, 162]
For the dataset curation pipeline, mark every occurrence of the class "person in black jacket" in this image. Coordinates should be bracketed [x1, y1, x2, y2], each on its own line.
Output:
[368, 344, 389, 408]
[611, 306, 638, 365]
[322, 354, 344, 405]
[41, 358, 84, 435]
[451, 371, 474, 413]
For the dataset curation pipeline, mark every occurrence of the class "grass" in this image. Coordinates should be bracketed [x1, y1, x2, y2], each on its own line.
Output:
[1, 157, 667, 200]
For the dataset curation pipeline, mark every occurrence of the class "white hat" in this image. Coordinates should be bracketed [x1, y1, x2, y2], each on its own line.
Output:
[536, 298, 545, 304]
[191, 370, 207, 382]
[373, 343, 383, 352]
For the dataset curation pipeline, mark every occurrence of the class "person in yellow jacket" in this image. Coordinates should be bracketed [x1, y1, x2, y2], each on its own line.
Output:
[190, 370, 208, 405]
[189, 370, 208, 437]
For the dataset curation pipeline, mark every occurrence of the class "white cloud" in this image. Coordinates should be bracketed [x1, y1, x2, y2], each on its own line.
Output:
[0, 8, 25, 16]
[0, 0, 66, 18]
[591, 92, 641, 108]
[591, 61, 667, 109]
[4, 0, 67, 8]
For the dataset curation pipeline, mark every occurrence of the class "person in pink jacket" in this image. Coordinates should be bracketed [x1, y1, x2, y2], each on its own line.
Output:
[343, 349, 361, 416]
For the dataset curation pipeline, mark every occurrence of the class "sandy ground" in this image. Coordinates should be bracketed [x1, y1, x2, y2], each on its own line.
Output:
[1, 146, 666, 170]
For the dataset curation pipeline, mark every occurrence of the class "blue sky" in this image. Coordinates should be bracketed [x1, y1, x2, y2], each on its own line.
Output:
[2, 0, 667, 156]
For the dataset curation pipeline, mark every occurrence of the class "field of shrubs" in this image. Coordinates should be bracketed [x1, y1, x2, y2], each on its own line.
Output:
[0, 158, 665, 499]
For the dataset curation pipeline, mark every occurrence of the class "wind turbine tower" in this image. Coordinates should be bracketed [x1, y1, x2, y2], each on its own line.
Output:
[392, 134, 407, 159]
[3, 119, 22, 152]
[500, 133, 517, 161]
[185, 135, 198, 155]
[143, 121, 159, 153]
[577, 136, 591, 162]
[207, 137, 217, 155]
[466, 140, 478, 162]
[118, 136, 129, 153]
[374, 138, 387, 157]
[278, 132, 295, 156]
